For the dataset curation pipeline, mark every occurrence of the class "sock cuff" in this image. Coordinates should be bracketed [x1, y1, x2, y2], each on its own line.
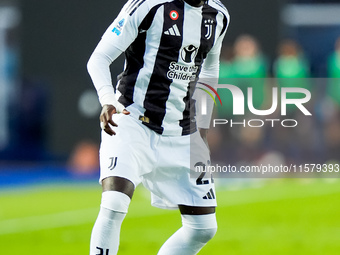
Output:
[101, 191, 131, 213]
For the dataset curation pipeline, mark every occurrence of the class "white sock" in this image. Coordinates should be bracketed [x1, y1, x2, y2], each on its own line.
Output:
[90, 191, 131, 255]
[157, 214, 217, 255]
[89, 207, 126, 255]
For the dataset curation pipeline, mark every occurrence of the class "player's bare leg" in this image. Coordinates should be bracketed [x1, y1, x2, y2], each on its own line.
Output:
[179, 205, 215, 215]
[157, 205, 217, 255]
[102, 176, 135, 197]
[89, 176, 134, 255]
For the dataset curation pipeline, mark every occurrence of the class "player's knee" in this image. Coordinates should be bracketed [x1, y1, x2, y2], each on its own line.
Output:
[189, 226, 217, 244]
[181, 213, 217, 243]
[100, 190, 131, 213]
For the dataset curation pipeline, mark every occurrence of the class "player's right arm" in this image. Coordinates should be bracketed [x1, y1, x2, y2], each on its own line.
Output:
[87, 0, 153, 135]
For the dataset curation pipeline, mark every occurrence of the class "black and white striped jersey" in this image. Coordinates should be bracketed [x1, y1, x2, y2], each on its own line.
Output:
[88, 0, 229, 136]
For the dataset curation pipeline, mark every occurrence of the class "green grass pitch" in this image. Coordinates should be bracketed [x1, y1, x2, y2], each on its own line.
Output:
[0, 178, 340, 255]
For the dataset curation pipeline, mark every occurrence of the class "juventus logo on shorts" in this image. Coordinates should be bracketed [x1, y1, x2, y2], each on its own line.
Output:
[108, 157, 118, 170]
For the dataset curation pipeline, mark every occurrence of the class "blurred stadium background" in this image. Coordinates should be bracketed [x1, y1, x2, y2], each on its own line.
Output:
[1, 0, 340, 254]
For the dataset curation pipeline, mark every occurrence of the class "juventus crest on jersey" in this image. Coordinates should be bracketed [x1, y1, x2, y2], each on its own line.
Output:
[102, 0, 229, 136]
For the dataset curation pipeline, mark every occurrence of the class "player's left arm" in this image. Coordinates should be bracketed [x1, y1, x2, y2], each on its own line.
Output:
[195, 15, 229, 145]
[196, 37, 226, 137]
[196, 50, 219, 147]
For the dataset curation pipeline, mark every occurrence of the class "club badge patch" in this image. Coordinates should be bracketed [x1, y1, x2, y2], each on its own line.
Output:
[204, 19, 214, 39]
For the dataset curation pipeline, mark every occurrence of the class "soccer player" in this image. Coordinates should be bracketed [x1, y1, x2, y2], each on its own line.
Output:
[87, 0, 229, 254]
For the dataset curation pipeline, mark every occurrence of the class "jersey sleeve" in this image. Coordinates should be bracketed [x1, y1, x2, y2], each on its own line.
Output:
[101, 0, 150, 52]
[87, 0, 151, 107]
[194, 11, 230, 129]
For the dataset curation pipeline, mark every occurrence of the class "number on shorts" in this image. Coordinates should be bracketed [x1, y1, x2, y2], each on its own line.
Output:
[195, 161, 214, 185]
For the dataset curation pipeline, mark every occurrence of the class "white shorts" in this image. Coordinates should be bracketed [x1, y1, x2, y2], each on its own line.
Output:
[99, 114, 216, 209]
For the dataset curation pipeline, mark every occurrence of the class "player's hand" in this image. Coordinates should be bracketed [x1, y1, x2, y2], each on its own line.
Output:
[100, 104, 130, 136]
